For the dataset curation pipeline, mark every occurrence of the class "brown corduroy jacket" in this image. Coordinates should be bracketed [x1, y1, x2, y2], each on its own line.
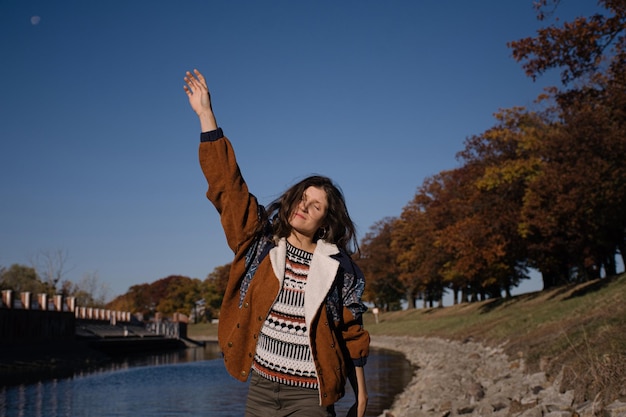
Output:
[198, 134, 370, 406]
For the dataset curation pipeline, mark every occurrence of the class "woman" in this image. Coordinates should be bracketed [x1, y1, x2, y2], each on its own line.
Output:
[184, 69, 370, 417]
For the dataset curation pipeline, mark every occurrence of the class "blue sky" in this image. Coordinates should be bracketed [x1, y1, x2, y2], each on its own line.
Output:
[1, 1, 601, 301]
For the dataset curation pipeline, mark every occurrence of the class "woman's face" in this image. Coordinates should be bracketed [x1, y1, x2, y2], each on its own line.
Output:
[289, 186, 328, 239]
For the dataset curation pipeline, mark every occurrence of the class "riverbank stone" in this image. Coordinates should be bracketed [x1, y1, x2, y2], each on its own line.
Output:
[370, 336, 625, 417]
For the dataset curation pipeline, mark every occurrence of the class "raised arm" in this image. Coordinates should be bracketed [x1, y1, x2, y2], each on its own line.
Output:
[184, 69, 261, 254]
[184, 69, 218, 132]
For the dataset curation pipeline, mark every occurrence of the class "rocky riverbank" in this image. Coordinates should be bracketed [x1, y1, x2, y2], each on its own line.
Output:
[370, 336, 626, 417]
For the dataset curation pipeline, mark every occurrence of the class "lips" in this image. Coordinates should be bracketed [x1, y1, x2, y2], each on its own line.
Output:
[294, 212, 306, 220]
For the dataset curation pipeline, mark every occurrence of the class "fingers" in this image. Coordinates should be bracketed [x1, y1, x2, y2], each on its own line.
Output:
[184, 71, 198, 91]
[183, 69, 208, 95]
[184, 71, 197, 91]
[194, 69, 208, 87]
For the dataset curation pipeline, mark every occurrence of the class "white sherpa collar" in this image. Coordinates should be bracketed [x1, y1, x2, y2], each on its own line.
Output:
[269, 238, 340, 328]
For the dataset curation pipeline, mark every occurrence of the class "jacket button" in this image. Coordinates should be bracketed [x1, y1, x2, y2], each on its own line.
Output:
[244, 302, 249, 308]
[236, 323, 240, 328]
[258, 316, 263, 321]
[323, 393, 328, 398]
[227, 342, 233, 347]
[248, 352, 253, 358]
[241, 370, 247, 377]
[330, 343, 335, 348]
[324, 321, 329, 326]
[253, 334, 257, 339]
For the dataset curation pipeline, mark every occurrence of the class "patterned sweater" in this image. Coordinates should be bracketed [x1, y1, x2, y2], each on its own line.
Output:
[252, 242, 318, 388]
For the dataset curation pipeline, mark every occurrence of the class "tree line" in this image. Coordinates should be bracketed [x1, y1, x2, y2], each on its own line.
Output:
[0, 259, 230, 322]
[358, 0, 626, 309]
[105, 265, 230, 321]
[0, 261, 109, 309]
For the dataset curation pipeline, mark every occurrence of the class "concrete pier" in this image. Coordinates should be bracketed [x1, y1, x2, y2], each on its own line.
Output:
[0, 289, 187, 387]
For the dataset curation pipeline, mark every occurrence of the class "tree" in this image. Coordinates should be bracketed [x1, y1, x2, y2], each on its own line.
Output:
[105, 264, 232, 321]
[509, 0, 626, 85]
[358, 1, 626, 303]
[520, 87, 626, 285]
[59, 271, 111, 307]
[107, 282, 153, 318]
[359, 218, 404, 311]
[30, 249, 72, 294]
[156, 276, 202, 317]
[203, 263, 231, 319]
[435, 164, 526, 301]
[0, 264, 47, 294]
[393, 187, 448, 308]
[506, 0, 626, 286]
[455, 108, 541, 295]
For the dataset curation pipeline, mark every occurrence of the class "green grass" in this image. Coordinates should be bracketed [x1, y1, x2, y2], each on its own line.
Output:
[187, 321, 218, 340]
[364, 273, 626, 404]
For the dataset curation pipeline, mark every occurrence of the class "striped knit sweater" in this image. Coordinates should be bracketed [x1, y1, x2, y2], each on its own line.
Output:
[252, 241, 318, 388]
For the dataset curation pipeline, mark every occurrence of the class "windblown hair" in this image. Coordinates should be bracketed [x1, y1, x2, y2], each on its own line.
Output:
[262, 175, 358, 254]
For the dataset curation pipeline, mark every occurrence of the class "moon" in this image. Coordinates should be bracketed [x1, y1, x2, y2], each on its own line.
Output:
[30, 16, 41, 25]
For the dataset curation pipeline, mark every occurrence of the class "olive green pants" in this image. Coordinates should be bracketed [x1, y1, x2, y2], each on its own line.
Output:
[245, 371, 336, 417]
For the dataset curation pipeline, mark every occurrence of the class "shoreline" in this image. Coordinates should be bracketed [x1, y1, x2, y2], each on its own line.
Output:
[369, 335, 536, 417]
[368, 335, 622, 417]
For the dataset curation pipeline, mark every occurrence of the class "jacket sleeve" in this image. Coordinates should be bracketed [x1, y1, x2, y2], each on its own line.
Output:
[341, 309, 370, 367]
[198, 134, 260, 254]
[340, 260, 370, 367]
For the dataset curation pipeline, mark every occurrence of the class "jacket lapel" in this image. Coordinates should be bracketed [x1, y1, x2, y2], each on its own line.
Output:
[269, 239, 287, 287]
[304, 240, 339, 329]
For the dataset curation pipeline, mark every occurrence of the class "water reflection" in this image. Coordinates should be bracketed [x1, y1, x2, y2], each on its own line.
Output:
[0, 344, 413, 417]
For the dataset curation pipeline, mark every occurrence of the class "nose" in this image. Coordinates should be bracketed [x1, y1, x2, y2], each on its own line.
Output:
[299, 199, 309, 212]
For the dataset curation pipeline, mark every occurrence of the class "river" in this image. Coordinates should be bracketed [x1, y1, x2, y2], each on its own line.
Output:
[0, 343, 413, 417]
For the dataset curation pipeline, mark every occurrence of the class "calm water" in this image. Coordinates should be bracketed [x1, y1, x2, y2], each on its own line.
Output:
[0, 343, 413, 417]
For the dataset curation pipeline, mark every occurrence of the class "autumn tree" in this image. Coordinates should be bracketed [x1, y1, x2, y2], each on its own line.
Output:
[107, 275, 201, 319]
[203, 263, 231, 318]
[105, 263, 233, 321]
[519, 90, 626, 285]
[509, 0, 626, 85]
[508, 0, 626, 285]
[453, 108, 543, 296]
[360, 1, 626, 304]
[359, 218, 404, 311]
[394, 181, 451, 308]
[156, 276, 203, 317]
[433, 165, 524, 302]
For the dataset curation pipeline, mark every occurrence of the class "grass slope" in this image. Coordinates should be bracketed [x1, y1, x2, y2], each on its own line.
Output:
[365, 273, 626, 405]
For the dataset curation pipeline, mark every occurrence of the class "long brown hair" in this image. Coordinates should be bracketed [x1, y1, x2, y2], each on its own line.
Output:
[262, 175, 358, 254]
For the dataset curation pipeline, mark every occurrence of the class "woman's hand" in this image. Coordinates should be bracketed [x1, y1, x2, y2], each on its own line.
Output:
[183, 69, 217, 132]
